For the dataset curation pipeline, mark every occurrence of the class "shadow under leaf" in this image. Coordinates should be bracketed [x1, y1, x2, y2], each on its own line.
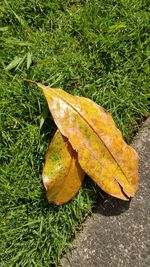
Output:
[94, 188, 131, 216]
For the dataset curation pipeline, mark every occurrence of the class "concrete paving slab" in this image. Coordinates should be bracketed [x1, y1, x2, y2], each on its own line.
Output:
[60, 117, 150, 267]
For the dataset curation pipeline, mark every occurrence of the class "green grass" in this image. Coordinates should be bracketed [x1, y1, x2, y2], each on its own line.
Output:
[0, 0, 150, 266]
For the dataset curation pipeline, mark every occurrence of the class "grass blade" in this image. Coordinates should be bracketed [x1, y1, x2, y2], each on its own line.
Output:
[5, 56, 22, 70]
[27, 52, 32, 70]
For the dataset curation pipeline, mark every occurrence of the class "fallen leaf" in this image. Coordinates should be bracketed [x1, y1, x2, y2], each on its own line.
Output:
[25, 80, 139, 200]
[42, 130, 85, 205]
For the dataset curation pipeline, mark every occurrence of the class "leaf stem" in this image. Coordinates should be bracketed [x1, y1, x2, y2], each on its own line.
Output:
[23, 79, 37, 85]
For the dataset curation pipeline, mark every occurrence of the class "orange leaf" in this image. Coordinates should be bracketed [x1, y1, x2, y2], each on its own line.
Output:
[42, 130, 85, 205]
[26, 80, 138, 200]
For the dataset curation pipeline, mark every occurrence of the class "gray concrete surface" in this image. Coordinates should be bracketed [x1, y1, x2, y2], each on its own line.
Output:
[60, 117, 150, 267]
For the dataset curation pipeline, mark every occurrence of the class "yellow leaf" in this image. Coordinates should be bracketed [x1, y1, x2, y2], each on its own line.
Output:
[42, 130, 85, 205]
[25, 80, 139, 201]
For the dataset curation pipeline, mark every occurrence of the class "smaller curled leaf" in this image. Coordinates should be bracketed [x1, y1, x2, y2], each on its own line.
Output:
[42, 130, 85, 205]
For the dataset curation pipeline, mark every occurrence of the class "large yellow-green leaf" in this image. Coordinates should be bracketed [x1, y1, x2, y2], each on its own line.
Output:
[42, 130, 85, 205]
[26, 80, 139, 200]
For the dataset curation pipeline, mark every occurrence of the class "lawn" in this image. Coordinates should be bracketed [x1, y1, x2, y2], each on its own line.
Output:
[0, 0, 149, 266]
